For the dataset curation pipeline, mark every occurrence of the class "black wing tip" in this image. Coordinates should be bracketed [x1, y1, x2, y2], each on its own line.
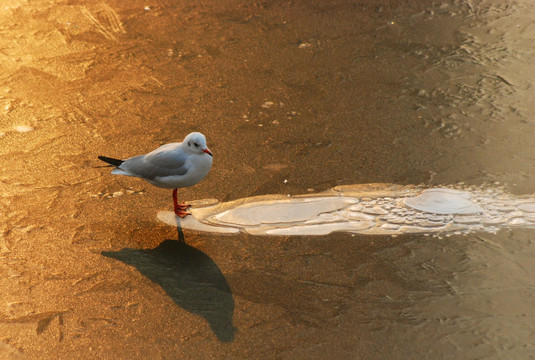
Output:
[98, 156, 124, 167]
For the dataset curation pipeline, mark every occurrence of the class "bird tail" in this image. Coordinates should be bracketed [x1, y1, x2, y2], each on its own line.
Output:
[98, 156, 124, 167]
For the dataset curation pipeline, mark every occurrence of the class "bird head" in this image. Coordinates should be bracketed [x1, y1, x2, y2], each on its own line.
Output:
[184, 132, 213, 157]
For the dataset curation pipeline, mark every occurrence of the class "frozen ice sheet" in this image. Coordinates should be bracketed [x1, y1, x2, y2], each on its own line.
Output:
[158, 184, 535, 236]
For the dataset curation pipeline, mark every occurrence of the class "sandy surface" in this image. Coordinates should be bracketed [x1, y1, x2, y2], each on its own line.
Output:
[1, 0, 535, 359]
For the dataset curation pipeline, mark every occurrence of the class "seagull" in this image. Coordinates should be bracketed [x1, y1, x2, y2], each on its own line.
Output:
[98, 132, 213, 218]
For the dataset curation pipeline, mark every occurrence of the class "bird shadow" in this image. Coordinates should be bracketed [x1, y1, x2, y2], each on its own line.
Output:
[101, 227, 236, 342]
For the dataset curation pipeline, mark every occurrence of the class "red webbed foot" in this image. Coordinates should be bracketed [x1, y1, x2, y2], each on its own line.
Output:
[175, 203, 191, 211]
[174, 209, 191, 218]
[172, 188, 192, 217]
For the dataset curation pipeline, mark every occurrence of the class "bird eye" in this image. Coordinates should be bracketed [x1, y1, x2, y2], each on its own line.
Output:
[194, 143, 199, 147]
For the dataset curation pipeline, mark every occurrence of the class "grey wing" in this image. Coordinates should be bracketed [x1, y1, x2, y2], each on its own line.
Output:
[120, 143, 190, 179]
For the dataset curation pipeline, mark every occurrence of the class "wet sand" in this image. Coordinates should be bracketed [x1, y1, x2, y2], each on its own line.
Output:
[1, 0, 535, 359]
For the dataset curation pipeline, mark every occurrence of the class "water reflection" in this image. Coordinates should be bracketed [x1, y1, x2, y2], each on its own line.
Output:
[102, 239, 235, 342]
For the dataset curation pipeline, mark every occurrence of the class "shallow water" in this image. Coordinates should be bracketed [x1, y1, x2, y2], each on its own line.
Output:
[1, 0, 535, 359]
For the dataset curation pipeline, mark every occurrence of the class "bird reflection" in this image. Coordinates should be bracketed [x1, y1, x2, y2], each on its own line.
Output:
[102, 238, 235, 342]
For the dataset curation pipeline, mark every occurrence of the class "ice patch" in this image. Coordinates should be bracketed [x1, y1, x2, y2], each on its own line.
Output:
[214, 197, 357, 226]
[404, 188, 483, 214]
[14, 125, 34, 132]
[518, 202, 535, 213]
[157, 184, 535, 236]
[261, 101, 274, 109]
[266, 221, 373, 236]
[157, 212, 239, 234]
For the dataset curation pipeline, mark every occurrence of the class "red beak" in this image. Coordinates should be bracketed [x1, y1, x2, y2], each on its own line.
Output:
[202, 148, 213, 157]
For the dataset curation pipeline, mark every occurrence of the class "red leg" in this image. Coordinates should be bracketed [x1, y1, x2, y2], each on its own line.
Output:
[172, 188, 178, 213]
[172, 188, 191, 217]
